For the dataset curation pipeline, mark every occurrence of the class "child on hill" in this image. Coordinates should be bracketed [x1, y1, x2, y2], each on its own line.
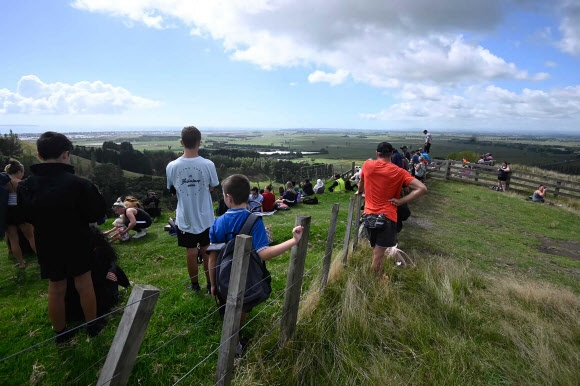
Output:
[103, 217, 130, 242]
[208, 174, 303, 354]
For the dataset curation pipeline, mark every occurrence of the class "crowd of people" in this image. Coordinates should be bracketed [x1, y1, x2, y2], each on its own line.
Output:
[1, 127, 563, 351]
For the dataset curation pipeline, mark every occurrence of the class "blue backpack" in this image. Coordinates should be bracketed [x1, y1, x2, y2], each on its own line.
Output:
[215, 213, 272, 314]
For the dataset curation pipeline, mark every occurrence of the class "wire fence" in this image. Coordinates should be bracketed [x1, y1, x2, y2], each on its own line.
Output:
[1, 212, 346, 386]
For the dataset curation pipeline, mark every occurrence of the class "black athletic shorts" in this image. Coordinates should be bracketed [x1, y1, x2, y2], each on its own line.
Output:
[40, 250, 92, 282]
[177, 227, 210, 249]
[367, 219, 398, 248]
[5, 206, 26, 226]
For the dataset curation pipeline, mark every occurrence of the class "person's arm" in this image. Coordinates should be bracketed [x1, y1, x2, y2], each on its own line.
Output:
[122, 209, 137, 234]
[258, 226, 303, 261]
[389, 179, 427, 206]
[103, 227, 116, 235]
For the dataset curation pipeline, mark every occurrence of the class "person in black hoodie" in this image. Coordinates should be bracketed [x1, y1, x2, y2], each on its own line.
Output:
[18, 132, 107, 343]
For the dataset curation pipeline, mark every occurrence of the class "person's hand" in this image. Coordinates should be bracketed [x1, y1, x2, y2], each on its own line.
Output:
[389, 198, 401, 206]
[292, 226, 304, 242]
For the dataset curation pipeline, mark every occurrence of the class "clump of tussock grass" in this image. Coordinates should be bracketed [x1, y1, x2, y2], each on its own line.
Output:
[235, 243, 580, 386]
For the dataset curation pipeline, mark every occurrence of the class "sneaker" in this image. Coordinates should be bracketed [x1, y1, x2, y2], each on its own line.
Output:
[187, 282, 201, 292]
[87, 319, 107, 337]
[55, 327, 77, 345]
[133, 229, 147, 239]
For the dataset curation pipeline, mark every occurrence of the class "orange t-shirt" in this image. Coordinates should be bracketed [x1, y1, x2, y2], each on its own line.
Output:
[360, 159, 415, 222]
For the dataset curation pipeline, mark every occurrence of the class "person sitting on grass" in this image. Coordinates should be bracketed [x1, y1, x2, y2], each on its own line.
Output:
[208, 174, 303, 356]
[112, 200, 152, 239]
[248, 186, 263, 212]
[531, 184, 558, 205]
[313, 179, 325, 194]
[103, 217, 130, 242]
[261, 184, 276, 212]
[275, 181, 298, 207]
[301, 178, 315, 196]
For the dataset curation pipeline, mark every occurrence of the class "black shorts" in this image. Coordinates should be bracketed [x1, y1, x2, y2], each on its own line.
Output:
[177, 227, 210, 249]
[40, 251, 91, 282]
[5, 206, 26, 226]
[498, 177, 507, 182]
[367, 219, 398, 248]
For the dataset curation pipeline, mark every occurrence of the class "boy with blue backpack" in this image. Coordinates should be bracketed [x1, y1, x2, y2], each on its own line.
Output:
[208, 174, 303, 354]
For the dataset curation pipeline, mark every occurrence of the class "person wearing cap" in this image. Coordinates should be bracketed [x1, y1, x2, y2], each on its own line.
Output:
[143, 191, 161, 218]
[112, 200, 152, 239]
[357, 142, 427, 276]
[17, 131, 108, 343]
[400, 146, 411, 162]
[166, 126, 219, 293]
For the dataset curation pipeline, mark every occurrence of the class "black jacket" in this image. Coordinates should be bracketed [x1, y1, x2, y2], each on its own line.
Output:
[18, 163, 107, 265]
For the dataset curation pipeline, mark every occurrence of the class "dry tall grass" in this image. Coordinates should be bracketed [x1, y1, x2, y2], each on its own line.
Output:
[236, 243, 580, 385]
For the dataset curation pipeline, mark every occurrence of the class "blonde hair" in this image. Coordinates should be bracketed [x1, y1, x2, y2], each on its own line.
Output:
[123, 196, 143, 209]
[285, 181, 294, 191]
[4, 158, 23, 175]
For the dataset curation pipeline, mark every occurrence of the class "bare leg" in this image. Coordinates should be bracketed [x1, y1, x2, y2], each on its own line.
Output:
[48, 279, 68, 331]
[186, 247, 200, 285]
[371, 246, 387, 275]
[18, 223, 36, 254]
[74, 271, 97, 322]
[6, 226, 25, 267]
[200, 245, 211, 285]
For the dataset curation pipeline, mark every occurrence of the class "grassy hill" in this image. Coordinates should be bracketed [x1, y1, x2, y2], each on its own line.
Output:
[0, 178, 579, 385]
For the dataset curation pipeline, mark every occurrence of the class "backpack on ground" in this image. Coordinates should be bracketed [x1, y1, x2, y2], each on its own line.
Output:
[215, 213, 272, 315]
[302, 196, 319, 205]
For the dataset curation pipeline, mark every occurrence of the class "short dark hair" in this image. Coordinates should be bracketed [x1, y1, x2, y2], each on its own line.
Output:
[4, 158, 23, 175]
[222, 174, 250, 205]
[181, 126, 201, 149]
[376, 141, 393, 156]
[37, 131, 73, 160]
[251, 186, 259, 193]
[423, 130, 428, 134]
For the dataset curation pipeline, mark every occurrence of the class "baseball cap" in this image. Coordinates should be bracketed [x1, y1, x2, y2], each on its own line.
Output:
[377, 142, 393, 155]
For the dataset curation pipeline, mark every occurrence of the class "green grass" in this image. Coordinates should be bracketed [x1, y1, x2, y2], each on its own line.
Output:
[1, 179, 580, 385]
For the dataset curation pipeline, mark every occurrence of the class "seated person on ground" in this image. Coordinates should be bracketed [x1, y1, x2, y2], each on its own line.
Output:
[328, 174, 346, 192]
[275, 181, 298, 206]
[103, 217, 130, 242]
[66, 227, 130, 321]
[248, 186, 263, 212]
[143, 191, 161, 218]
[532, 185, 547, 203]
[301, 179, 315, 196]
[208, 174, 303, 354]
[261, 185, 276, 212]
[313, 179, 325, 194]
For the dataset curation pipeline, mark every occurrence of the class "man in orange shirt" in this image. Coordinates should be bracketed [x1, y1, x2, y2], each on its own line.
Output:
[358, 142, 427, 276]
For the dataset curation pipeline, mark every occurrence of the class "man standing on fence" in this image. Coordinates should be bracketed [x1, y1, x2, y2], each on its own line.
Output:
[166, 126, 219, 294]
[358, 142, 427, 277]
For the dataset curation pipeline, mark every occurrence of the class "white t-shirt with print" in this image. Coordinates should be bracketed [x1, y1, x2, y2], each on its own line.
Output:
[166, 156, 219, 234]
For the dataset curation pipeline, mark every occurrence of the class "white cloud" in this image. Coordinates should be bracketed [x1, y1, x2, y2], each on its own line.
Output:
[545, 61, 558, 67]
[70, 0, 551, 86]
[361, 84, 580, 123]
[0, 75, 159, 115]
[557, 0, 580, 56]
[308, 69, 349, 86]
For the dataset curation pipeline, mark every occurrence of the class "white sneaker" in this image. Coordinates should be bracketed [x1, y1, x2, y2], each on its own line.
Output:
[133, 229, 147, 239]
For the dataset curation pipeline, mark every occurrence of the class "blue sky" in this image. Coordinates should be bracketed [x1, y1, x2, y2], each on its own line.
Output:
[1, 0, 579, 134]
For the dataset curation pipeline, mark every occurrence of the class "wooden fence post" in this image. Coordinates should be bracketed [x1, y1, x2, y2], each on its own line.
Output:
[341, 197, 355, 266]
[320, 204, 340, 292]
[445, 160, 451, 179]
[215, 235, 253, 386]
[98, 285, 160, 386]
[555, 180, 562, 197]
[474, 168, 480, 182]
[351, 194, 362, 253]
[279, 216, 311, 345]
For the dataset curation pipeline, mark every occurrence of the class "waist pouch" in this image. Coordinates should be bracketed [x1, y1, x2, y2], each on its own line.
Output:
[362, 213, 388, 229]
